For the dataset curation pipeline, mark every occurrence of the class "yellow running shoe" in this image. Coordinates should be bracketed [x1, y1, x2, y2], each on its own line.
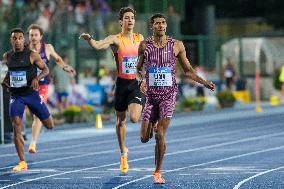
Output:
[120, 148, 129, 174]
[12, 161, 28, 173]
[153, 171, 165, 184]
[28, 143, 36, 154]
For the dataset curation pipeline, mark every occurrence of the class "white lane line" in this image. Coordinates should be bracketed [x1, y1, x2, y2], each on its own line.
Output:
[112, 145, 284, 189]
[0, 180, 11, 182]
[233, 165, 284, 189]
[179, 174, 202, 176]
[53, 178, 71, 180]
[1, 132, 284, 189]
[83, 177, 101, 179]
[115, 176, 133, 178]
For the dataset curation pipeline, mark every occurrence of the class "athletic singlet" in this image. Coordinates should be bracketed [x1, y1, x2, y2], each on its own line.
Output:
[144, 36, 178, 97]
[113, 33, 142, 80]
[37, 41, 49, 85]
[7, 47, 37, 96]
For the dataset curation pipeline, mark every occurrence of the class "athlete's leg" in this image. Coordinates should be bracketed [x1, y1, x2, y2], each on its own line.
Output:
[27, 91, 53, 153]
[140, 97, 157, 143]
[30, 115, 42, 145]
[12, 116, 25, 161]
[154, 118, 170, 172]
[140, 120, 154, 143]
[116, 110, 129, 173]
[116, 111, 127, 154]
[128, 103, 142, 123]
[10, 96, 28, 172]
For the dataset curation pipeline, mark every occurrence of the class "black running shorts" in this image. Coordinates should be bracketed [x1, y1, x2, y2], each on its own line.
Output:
[114, 77, 145, 112]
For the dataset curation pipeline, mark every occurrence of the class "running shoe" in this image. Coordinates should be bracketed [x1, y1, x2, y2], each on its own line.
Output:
[28, 143, 36, 154]
[12, 161, 28, 172]
[120, 148, 129, 174]
[153, 171, 165, 184]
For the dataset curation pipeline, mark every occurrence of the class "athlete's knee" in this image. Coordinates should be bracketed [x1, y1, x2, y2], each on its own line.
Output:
[42, 118, 54, 130]
[45, 124, 54, 130]
[116, 120, 126, 127]
[140, 136, 149, 143]
[129, 113, 140, 123]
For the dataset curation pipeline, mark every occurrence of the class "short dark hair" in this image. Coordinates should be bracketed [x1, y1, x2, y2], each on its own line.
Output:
[118, 7, 136, 20]
[150, 13, 166, 25]
[27, 24, 44, 36]
[10, 28, 25, 36]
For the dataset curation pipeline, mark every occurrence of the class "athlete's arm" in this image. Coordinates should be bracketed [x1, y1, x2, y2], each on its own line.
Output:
[47, 44, 76, 75]
[30, 51, 49, 90]
[176, 40, 215, 91]
[136, 40, 147, 94]
[136, 40, 146, 79]
[79, 33, 118, 50]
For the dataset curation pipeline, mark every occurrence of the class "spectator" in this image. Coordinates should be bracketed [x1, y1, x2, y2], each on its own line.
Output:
[221, 57, 237, 90]
[167, 5, 181, 37]
[52, 55, 74, 114]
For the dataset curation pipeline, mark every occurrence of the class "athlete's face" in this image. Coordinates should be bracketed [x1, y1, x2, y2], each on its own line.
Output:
[10, 32, 25, 51]
[120, 12, 135, 30]
[28, 29, 42, 46]
[151, 17, 167, 37]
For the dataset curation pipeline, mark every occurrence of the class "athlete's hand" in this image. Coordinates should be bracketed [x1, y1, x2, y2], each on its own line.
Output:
[140, 80, 147, 94]
[79, 33, 92, 41]
[31, 78, 39, 90]
[204, 81, 215, 91]
[63, 65, 76, 76]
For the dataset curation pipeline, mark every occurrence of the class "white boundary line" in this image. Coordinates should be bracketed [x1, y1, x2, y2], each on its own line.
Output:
[233, 165, 284, 189]
[1, 131, 284, 188]
[112, 146, 284, 189]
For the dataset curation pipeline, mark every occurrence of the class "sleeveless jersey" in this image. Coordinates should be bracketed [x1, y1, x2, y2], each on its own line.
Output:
[114, 33, 142, 80]
[37, 41, 49, 85]
[7, 48, 37, 96]
[144, 36, 178, 97]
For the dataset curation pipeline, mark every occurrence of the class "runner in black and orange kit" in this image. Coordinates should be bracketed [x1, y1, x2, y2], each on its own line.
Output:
[27, 24, 76, 153]
[80, 7, 144, 174]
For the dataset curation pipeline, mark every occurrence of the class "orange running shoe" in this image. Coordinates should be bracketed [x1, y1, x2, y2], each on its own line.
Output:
[120, 148, 129, 174]
[12, 161, 28, 173]
[153, 171, 165, 184]
[28, 143, 36, 154]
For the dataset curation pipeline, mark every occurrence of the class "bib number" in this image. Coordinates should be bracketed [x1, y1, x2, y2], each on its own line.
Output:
[122, 56, 137, 74]
[149, 67, 172, 86]
[10, 71, 27, 88]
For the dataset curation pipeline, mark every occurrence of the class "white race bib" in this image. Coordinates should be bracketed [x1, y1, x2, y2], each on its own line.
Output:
[10, 71, 27, 88]
[149, 67, 172, 86]
[37, 68, 44, 81]
[122, 56, 137, 74]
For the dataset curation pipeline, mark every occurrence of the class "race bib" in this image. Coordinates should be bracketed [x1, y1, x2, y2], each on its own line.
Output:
[37, 68, 44, 81]
[149, 67, 172, 86]
[10, 71, 27, 88]
[122, 56, 137, 74]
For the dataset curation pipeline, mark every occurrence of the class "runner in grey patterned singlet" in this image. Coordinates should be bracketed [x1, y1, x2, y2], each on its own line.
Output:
[136, 14, 215, 184]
